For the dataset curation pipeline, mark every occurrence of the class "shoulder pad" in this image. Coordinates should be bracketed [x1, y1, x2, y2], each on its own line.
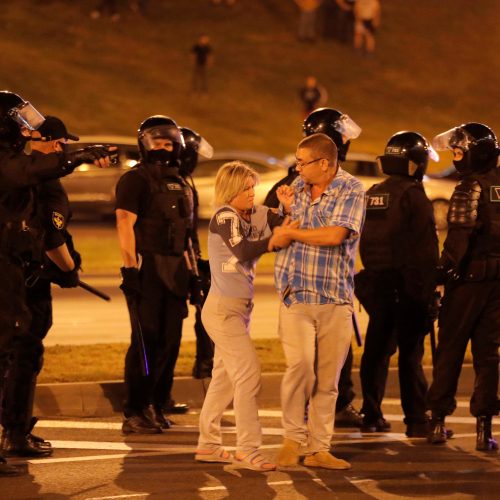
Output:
[447, 180, 481, 227]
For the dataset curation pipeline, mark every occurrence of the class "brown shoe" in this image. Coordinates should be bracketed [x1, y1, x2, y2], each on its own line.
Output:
[276, 438, 301, 467]
[303, 451, 351, 470]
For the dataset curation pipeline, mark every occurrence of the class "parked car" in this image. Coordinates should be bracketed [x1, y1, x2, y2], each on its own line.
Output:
[61, 137, 289, 220]
[62, 137, 457, 229]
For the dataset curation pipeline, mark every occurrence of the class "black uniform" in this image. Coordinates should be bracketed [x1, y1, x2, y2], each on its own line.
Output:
[0, 150, 74, 442]
[1, 179, 73, 440]
[356, 175, 438, 429]
[428, 168, 500, 419]
[116, 163, 194, 417]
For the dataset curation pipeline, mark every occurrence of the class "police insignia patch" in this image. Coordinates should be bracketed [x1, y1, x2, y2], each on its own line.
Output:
[52, 211, 65, 229]
[490, 186, 500, 202]
[366, 193, 390, 209]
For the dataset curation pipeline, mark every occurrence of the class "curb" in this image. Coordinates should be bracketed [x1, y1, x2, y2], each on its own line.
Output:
[34, 365, 475, 419]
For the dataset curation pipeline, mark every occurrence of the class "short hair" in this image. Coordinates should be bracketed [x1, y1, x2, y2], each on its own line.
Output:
[298, 133, 338, 166]
[214, 161, 259, 207]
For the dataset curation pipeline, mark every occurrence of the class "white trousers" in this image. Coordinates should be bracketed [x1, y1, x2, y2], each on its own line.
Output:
[279, 301, 353, 452]
[198, 293, 262, 453]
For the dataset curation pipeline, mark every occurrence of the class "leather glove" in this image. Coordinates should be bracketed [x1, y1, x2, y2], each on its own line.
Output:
[65, 145, 118, 170]
[120, 267, 141, 300]
[197, 258, 210, 275]
[52, 266, 79, 288]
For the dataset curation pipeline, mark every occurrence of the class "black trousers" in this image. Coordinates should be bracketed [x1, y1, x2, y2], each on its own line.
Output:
[360, 291, 429, 425]
[336, 346, 355, 411]
[1, 276, 51, 433]
[428, 280, 500, 417]
[124, 256, 188, 416]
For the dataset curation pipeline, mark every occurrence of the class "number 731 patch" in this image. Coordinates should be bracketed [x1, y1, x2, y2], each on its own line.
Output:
[366, 193, 390, 209]
[490, 186, 500, 202]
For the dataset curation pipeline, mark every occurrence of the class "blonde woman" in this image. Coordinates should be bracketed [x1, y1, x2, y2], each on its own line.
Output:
[195, 161, 284, 471]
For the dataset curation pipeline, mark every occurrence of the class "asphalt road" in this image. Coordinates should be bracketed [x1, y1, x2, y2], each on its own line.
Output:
[2, 396, 499, 499]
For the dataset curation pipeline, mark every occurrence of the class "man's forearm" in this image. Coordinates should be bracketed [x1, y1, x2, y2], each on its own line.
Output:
[117, 222, 138, 267]
[288, 226, 350, 246]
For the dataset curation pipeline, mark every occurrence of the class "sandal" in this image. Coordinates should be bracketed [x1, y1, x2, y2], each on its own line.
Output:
[195, 447, 233, 463]
[234, 449, 276, 472]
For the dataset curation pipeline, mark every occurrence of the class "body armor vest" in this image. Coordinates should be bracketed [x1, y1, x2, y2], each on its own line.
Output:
[462, 168, 500, 280]
[360, 176, 419, 272]
[134, 164, 194, 257]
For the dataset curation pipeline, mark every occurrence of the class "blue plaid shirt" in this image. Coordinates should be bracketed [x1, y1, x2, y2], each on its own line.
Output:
[274, 167, 366, 305]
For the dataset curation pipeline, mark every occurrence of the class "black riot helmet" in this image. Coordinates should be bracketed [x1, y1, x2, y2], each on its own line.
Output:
[303, 107, 361, 161]
[377, 131, 439, 180]
[0, 91, 45, 151]
[432, 122, 499, 175]
[179, 127, 214, 177]
[137, 115, 185, 167]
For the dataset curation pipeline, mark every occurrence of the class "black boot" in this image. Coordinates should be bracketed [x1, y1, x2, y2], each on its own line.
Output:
[28, 417, 52, 450]
[476, 416, 498, 451]
[0, 429, 53, 457]
[427, 416, 449, 444]
[144, 405, 172, 430]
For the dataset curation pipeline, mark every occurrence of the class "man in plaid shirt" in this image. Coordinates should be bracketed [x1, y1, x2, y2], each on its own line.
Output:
[269, 133, 365, 470]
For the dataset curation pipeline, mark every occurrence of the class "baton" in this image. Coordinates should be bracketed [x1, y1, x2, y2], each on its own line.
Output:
[125, 296, 149, 377]
[78, 280, 111, 301]
[352, 311, 362, 347]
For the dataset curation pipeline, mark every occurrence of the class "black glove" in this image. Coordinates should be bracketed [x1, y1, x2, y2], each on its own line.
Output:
[120, 267, 141, 300]
[65, 145, 118, 170]
[197, 258, 210, 275]
[51, 266, 79, 288]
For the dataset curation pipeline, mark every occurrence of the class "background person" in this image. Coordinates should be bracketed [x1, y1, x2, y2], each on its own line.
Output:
[299, 76, 328, 118]
[271, 133, 365, 470]
[191, 35, 213, 94]
[353, 0, 381, 55]
[116, 116, 193, 435]
[179, 127, 215, 380]
[427, 122, 500, 451]
[355, 131, 440, 436]
[195, 161, 282, 472]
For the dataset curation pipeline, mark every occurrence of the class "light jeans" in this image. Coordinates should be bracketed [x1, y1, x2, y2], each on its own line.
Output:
[198, 293, 262, 453]
[279, 301, 353, 452]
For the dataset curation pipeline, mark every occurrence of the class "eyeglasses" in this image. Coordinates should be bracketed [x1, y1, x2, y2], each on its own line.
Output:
[295, 157, 325, 169]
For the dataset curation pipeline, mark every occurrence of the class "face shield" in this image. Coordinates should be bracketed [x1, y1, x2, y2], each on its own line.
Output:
[7, 101, 45, 131]
[426, 143, 440, 162]
[432, 127, 473, 153]
[139, 124, 184, 151]
[197, 137, 214, 159]
[333, 114, 362, 142]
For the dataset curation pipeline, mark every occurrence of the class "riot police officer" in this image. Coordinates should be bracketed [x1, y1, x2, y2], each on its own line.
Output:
[302, 107, 364, 428]
[428, 123, 500, 451]
[0, 91, 113, 474]
[0, 116, 82, 458]
[179, 126, 215, 379]
[116, 116, 195, 434]
[355, 131, 440, 436]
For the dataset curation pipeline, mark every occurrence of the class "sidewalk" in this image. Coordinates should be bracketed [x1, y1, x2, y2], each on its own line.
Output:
[34, 365, 476, 418]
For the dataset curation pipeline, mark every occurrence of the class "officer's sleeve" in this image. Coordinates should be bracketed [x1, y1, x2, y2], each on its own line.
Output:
[210, 208, 269, 262]
[115, 171, 148, 215]
[266, 207, 284, 229]
[38, 179, 71, 251]
[0, 151, 70, 190]
[439, 179, 480, 272]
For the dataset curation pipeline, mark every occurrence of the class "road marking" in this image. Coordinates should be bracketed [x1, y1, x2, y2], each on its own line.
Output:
[86, 495, 147, 500]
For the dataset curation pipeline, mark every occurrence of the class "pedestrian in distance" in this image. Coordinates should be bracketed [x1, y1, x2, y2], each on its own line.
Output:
[191, 35, 213, 94]
[116, 116, 193, 435]
[271, 133, 365, 470]
[353, 0, 381, 55]
[195, 161, 287, 471]
[299, 76, 328, 118]
[427, 122, 500, 452]
[355, 131, 440, 437]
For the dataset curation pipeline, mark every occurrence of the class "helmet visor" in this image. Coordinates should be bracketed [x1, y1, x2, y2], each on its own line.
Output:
[8, 101, 45, 131]
[432, 127, 473, 152]
[333, 114, 362, 140]
[140, 124, 184, 151]
[198, 137, 214, 159]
